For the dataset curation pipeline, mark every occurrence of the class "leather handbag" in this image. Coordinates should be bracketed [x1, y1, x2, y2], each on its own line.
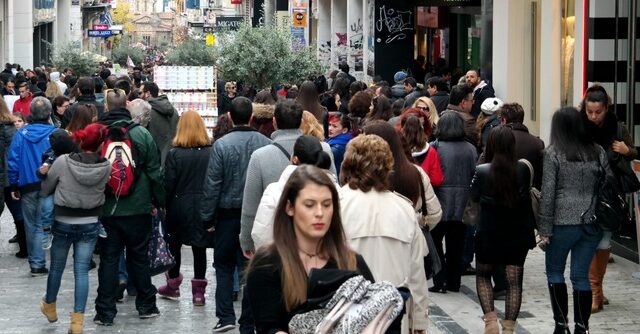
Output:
[462, 199, 479, 226]
[582, 157, 629, 232]
[520, 159, 541, 227]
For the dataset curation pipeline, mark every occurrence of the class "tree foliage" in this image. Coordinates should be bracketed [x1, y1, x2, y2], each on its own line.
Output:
[165, 38, 217, 66]
[111, 43, 145, 67]
[111, 0, 135, 33]
[216, 24, 323, 89]
[49, 42, 100, 77]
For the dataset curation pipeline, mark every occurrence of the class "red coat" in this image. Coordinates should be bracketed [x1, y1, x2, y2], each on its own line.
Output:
[420, 146, 444, 187]
[12, 94, 32, 117]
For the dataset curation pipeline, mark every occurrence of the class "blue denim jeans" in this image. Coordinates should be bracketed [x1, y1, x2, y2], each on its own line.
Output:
[45, 222, 99, 313]
[21, 191, 46, 269]
[40, 194, 54, 230]
[214, 210, 254, 333]
[545, 225, 602, 291]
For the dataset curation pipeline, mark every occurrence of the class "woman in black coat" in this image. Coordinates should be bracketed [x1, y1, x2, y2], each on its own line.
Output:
[159, 110, 214, 306]
[469, 126, 536, 334]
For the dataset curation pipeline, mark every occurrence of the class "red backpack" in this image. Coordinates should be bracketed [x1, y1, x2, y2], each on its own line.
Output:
[101, 123, 139, 197]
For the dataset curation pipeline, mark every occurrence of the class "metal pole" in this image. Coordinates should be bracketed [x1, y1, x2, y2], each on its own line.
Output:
[614, 0, 619, 114]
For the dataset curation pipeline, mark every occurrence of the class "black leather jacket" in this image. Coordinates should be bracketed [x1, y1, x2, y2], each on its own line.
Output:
[470, 161, 535, 232]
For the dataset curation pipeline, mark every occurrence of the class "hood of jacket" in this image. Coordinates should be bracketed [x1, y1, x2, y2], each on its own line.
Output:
[252, 103, 275, 119]
[100, 107, 132, 124]
[50, 72, 61, 82]
[65, 153, 111, 187]
[391, 84, 406, 98]
[148, 95, 177, 117]
[19, 123, 56, 144]
[326, 132, 352, 146]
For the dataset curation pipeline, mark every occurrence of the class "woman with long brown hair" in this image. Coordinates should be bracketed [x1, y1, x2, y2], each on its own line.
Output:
[246, 165, 373, 334]
[0, 98, 24, 258]
[159, 110, 214, 305]
[469, 126, 536, 333]
[66, 104, 97, 134]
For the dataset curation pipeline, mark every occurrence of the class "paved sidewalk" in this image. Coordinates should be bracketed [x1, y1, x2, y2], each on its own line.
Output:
[1, 205, 639, 333]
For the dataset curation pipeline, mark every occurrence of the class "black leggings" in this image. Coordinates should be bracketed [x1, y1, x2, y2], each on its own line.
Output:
[168, 242, 207, 279]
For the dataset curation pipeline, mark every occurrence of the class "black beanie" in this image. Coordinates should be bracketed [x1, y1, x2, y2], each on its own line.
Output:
[49, 129, 78, 156]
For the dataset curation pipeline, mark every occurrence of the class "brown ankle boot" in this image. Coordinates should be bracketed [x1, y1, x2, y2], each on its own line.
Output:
[500, 319, 517, 334]
[40, 299, 58, 323]
[482, 311, 499, 334]
[68, 312, 84, 334]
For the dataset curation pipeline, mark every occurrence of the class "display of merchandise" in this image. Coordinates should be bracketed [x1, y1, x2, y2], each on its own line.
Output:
[156, 66, 218, 137]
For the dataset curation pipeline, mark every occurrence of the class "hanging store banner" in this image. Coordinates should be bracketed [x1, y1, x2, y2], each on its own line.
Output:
[292, 11, 307, 28]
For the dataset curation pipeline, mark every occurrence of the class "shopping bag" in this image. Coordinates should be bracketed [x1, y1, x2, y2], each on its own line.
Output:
[148, 212, 176, 276]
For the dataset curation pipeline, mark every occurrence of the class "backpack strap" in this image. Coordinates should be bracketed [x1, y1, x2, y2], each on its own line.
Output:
[272, 142, 291, 160]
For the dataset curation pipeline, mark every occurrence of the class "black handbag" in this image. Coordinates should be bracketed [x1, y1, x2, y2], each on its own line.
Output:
[582, 158, 629, 232]
[611, 123, 640, 193]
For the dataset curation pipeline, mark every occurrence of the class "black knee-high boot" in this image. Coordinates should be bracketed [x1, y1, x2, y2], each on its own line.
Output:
[15, 219, 28, 258]
[573, 290, 592, 334]
[548, 283, 571, 334]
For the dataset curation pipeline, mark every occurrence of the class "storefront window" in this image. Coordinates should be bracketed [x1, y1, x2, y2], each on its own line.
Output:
[561, 0, 575, 107]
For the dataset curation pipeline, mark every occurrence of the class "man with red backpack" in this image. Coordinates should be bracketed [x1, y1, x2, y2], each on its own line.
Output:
[93, 88, 165, 326]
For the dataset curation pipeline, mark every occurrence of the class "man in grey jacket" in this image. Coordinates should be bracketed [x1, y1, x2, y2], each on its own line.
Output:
[239, 100, 336, 257]
[139, 82, 179, 165]
[200, 97, 270, 333]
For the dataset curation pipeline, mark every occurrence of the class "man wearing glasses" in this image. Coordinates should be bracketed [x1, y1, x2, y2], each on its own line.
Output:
[442, 84, 479, 147]
[13, 82, 33, 117]
[218, 81, 237, 115]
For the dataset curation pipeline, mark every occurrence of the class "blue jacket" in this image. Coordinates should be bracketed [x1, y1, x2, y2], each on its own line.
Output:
[8, 123, 57, 193]
[326, 132, 352, 176]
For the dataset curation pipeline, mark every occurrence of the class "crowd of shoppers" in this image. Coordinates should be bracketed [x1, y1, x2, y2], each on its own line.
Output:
[1, 59, 634, 334]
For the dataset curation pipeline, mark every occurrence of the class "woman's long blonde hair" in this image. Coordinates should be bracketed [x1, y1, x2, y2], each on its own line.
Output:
[412, 96, 439, 126]
[300, 110, 325, 140]
[173, 110, 211, 147]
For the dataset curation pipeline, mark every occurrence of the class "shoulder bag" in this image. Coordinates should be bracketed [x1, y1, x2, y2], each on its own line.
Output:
[519, 159, 541, 228]
[582, 156, 629, 232]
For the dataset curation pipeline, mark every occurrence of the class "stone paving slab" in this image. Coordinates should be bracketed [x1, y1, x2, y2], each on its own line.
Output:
[2, 205, 640, 333]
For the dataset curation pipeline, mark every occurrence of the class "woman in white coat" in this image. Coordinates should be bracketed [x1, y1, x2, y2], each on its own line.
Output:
[340, 134, 429, 334]
[251, 135, 337, 250]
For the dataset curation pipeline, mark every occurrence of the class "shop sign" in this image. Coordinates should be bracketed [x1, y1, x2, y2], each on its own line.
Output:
[94, 24, 109, 30]
[88, 29, 113, 37]
[216, 16, 244, 31]
[421, 0, 481, 6]
[206, 34, 215, 46]
[71, 0, 80, 5]
[231, 0, 242, 4]
[292, 11, 307, 28]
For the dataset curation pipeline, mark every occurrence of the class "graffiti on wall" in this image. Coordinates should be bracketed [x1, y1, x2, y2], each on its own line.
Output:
[375, 5, 413, 44]
[334, 32, 348, 67]
[318, 41, 332, 69]
[367, 0, 376, 78]
[349, 18, 364, 73]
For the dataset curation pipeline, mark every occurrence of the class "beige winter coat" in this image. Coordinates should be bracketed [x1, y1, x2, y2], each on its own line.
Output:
[340, 186, 429, 332]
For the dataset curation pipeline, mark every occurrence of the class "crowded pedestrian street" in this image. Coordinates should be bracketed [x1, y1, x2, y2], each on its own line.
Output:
[2, 210, 640, 333]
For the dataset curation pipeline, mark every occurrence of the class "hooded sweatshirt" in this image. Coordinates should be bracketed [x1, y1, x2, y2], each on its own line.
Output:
[148, 95, 179, 165]
[41, 153, 111, 219]
[326, 132, 352, 176]
[8, 122, 57, 193]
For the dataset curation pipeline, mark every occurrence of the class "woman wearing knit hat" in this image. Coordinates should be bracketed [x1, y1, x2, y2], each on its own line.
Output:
[476, 97, 504, 150]
[40, 123, 112, 334]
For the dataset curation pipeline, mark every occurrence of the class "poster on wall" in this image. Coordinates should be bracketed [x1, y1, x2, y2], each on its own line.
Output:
[366, 0, 376, 78]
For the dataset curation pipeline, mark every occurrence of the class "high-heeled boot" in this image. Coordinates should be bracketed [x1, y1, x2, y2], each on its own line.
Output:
[548, 283, 571, 334]
[589, 249, 610, 313]
[574, 290, 592, 334]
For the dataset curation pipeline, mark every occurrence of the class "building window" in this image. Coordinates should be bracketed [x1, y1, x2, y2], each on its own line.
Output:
[142, 35, 151, 45]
